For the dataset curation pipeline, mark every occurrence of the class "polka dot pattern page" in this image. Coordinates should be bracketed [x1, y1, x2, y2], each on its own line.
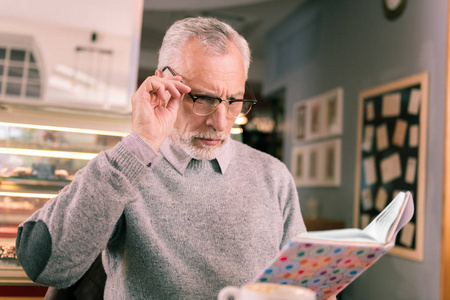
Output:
[254, 192, 414, 300]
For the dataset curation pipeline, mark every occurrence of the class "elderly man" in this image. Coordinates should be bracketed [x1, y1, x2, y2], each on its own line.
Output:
[16, 17, 306, 299]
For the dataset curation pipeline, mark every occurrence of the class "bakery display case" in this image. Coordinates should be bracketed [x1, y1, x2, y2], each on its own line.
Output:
[0, 106, 130, 283]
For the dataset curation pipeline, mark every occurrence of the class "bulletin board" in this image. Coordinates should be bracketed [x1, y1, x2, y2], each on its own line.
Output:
[354, 72, 428, 261]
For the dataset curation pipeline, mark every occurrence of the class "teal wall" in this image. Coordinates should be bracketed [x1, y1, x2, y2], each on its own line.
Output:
[263, 0, 447, 299]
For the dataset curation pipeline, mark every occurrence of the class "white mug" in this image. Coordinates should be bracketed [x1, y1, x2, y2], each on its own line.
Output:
[218, 282, 316, 300]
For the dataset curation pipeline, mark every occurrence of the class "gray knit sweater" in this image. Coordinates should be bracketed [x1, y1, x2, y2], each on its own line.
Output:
[16, 138, 305, 299]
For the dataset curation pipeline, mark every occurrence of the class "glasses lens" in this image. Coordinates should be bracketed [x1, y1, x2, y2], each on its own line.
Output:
[228, 102, 243, 118]
[192, 96, 220, 115]
[191, 94, 255, 118]
[228, 101, 254, 118]
[241, 101, 254, 116]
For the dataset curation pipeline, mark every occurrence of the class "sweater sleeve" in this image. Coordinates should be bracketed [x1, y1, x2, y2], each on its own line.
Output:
[278, 164, 307, 248]
[15, 142, 153, 287]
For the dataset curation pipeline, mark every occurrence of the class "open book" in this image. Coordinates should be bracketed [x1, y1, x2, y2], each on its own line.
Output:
[254, 191, 414, 300]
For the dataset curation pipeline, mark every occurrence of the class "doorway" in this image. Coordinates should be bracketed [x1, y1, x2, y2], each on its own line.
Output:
[242, 87, 286, 160]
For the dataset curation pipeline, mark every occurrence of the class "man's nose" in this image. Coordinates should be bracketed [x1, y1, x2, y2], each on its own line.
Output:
[205, 102, 229, 132]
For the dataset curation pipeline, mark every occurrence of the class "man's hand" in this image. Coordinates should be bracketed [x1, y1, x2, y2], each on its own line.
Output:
[131, 75, 191, 152]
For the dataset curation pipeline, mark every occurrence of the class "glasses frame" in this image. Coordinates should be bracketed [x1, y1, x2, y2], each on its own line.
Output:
[162, 66, 257, 118]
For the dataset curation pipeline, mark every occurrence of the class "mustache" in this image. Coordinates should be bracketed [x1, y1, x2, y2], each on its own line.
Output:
[189, 131, 226, 141]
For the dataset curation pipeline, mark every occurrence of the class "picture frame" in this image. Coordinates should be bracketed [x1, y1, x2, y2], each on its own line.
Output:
[294, 103, 307, 141]
[354, 72, 428, 261]
[307, 98, 324, 141]
[291, 138, 341, 187]
[292, 87, 343, 143]
[307, 144, 320, 185]
[291, 146, 306, 184]
[322, 139, 342, 186]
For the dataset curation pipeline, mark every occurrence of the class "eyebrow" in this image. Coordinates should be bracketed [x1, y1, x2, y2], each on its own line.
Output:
[190, 89, 245, 100]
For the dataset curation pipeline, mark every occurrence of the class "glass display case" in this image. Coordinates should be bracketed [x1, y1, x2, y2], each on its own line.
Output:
[0, 108, 130, 283]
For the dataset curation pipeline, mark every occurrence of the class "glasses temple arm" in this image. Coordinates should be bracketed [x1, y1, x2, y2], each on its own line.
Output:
[245, 82, 257, 102]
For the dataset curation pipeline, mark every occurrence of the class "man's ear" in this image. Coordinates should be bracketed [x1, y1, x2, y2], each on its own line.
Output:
[155, 69, 163, 78]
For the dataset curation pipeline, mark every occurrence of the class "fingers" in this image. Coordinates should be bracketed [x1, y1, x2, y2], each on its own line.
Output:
[138, 76, 190, 105]
[130, 75, 190, 151]
[165, 92, 183, 113]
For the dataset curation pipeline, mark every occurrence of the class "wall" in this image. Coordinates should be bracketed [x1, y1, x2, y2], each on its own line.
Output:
[263, 0, 447, 299]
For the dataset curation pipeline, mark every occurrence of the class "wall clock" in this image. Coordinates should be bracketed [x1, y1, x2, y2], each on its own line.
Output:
[383, 0, 407, 20]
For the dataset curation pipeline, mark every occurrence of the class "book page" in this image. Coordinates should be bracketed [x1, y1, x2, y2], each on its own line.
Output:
[362, 192, 407, 243]
[298, 192, 411, 244]
[297, 228, 379, 243]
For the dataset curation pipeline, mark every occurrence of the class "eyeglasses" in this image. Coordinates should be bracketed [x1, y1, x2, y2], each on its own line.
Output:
[162, 66, 257, 118]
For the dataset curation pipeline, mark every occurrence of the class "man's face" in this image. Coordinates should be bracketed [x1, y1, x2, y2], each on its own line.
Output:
[170, 39, 246, 160]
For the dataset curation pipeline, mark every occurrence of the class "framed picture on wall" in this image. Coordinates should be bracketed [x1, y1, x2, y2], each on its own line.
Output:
[291, 138, 341, 187]
[291, 144, 319, 187]
[307, 99, 324, 140]
[354, 72, 428, 261]
[294, 103, 307, 141]
[322, 138, 341, 186]
[325, 90, 342, 135]
[292, 87, 343, 143]
[307, 145, 320, 184]
[291, 146, 306, 184]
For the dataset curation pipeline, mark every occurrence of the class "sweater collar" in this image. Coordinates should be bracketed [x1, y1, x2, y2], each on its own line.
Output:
[160, 137, 234, 175]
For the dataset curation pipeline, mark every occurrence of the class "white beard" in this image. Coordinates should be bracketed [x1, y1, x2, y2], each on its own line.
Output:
[171, 127, 229, 160]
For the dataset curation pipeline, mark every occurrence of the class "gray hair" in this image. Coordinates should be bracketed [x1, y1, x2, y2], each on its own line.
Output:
[158, 17, 251, 78]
